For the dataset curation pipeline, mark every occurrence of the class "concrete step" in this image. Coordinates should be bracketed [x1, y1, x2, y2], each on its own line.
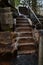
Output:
[18, 38, 35, 43]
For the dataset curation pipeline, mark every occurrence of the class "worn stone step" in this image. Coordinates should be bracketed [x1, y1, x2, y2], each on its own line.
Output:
[18, 38, 35, 43]
[18, 50, 36, 54]
[16, 18, 29, 22]
[16, 22, 29, 25]
[16, 24, 32, 28]
[18, 45, 36, 51]
[19, 33, 33, 37]
[17, 37, 33, 39]
[16, 23, 29, 25]
[16, 28, 32, 32]
[16, 27, 32, 31]
[16, 20, 29, 23]
[16, 16, 25, 19]
[16, 32, 32, 34]
[16, 19, 29, 22]
[18, 43, 35, 46]
[16, 27, 32, 30]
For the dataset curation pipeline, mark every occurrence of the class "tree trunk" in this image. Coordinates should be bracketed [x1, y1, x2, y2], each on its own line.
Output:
[38, 35, 43, 65]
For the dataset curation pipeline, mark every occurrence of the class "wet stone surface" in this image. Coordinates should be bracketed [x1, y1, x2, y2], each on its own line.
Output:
[11, 53, 38, 65]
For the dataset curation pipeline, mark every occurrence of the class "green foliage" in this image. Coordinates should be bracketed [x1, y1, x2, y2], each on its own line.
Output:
[10, 0, 20, 7]
[10, 0, 15, 7]
[15, 0, 20, 7]
[20, 0, 27, 6]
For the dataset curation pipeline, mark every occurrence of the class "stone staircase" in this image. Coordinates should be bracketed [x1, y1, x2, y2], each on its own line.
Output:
[16, 17, 37, 54]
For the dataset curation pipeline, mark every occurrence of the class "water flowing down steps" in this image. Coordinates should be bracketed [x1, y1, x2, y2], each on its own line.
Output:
[16, 17, 39, 55]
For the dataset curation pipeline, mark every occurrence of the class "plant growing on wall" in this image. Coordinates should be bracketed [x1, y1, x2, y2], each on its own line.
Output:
[10, 0, 15, 7]
[20, 0, 27, 7]
[10, 0, 20, 7]
[15, 0, 20, 7]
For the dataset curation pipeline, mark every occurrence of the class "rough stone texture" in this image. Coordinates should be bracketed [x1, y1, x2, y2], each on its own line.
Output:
[0, 32, 17, 53]
[0, 7, 11, 12]
[0, 7, 13, 31]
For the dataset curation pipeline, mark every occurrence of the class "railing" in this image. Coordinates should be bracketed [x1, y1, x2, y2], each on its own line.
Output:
[18, 5, 42, 29]
[27, 5, 42, 29]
